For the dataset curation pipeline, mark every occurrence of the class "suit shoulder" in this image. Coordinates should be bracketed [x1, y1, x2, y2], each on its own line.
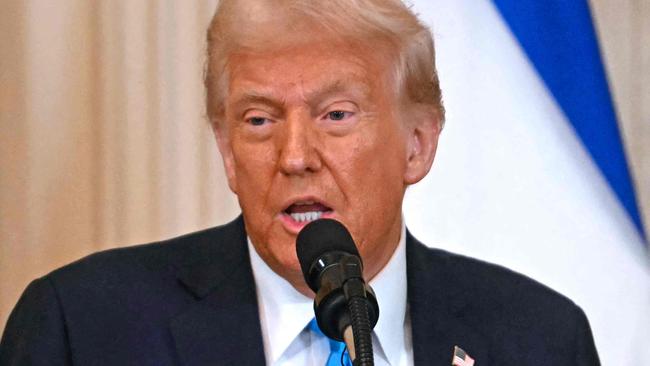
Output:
[409, 238, 585, 327]
[450, 249, 575, 308]
[47, 217, 244, 288]
[408, 237, 600, 364]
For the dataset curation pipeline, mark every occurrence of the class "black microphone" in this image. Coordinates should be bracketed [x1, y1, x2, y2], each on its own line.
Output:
[296, 219, 379, 366]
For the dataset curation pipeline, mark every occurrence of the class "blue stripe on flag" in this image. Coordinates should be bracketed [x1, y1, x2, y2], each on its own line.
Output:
[492, 0, 645, 240]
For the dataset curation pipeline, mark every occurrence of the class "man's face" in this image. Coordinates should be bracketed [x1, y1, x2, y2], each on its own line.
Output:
[213, 38, 436, 293]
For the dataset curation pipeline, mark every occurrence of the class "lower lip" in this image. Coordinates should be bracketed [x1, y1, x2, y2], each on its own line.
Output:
[278, 211, 335, 234]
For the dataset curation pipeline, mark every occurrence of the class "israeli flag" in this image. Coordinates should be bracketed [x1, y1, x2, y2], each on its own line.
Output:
[403, 1, 650, 364]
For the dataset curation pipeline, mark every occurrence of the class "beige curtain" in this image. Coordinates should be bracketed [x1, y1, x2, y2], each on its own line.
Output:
[0, 0, 240, 328]
[1, 0, 648, 331]
[590, 0, 650, 212]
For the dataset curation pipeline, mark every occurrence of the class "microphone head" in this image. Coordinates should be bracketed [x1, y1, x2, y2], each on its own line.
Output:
[296, 219, 360, 289]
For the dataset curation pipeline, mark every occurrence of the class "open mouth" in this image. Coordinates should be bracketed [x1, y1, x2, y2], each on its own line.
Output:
[283, 200, 333, 224]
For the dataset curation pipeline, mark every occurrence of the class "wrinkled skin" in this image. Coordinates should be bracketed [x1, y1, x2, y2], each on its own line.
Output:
[212, 38, 440, 296]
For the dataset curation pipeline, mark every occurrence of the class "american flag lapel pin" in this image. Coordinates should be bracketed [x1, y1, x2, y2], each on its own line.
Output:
[451, 345, 475, 366]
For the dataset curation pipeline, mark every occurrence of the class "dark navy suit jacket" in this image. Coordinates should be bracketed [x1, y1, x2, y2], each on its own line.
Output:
[0, 216, 600, 365]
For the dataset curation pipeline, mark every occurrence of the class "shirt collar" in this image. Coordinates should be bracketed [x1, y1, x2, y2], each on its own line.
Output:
[248, 222, 407, 365]
[368, 223, 408, 366]
[248, 239, 314, 364]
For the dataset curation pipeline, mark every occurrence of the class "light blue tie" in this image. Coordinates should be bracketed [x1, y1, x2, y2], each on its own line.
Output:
[308, 318, 353, 366]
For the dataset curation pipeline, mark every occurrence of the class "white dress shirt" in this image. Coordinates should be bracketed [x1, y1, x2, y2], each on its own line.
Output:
[248, 224, 413, 366]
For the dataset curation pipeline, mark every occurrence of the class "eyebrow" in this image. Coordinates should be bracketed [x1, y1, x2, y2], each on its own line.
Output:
[230, 79, 371, 114]
[303, 79, 370, 106]
[230, 92, 286, 115]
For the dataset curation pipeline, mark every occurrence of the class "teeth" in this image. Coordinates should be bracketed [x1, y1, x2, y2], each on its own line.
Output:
[290, 211, 323, 223]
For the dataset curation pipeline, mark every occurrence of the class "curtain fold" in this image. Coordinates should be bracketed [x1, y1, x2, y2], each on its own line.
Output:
[0, 0, 239, 329]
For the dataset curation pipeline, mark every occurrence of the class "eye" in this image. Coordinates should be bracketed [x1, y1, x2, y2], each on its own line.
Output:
[325, 110, 352, 121]
[247, 116, 269, 126]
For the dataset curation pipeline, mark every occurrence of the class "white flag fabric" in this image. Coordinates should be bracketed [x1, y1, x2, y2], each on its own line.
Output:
[402, 1, 650, 365]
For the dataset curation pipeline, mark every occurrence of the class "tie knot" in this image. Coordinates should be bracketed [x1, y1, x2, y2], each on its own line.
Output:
[308, 318, 322, 335]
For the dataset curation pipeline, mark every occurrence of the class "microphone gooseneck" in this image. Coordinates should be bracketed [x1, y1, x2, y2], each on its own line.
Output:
[296, 219, 379, 366]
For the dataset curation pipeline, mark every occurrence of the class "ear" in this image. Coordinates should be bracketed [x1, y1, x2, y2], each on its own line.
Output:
[403, 105, 441, 185]
[211, 119, 239, 194]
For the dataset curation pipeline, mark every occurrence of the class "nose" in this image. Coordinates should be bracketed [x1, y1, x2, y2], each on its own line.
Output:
[278, 110, 322, 176]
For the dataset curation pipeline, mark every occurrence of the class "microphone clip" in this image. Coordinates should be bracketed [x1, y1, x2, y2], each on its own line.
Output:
[311, 252, 379, 343]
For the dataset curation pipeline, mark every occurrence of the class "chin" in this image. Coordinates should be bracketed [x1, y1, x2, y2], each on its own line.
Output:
[273, 250, 302, 277]
[259, 232, 303, 276]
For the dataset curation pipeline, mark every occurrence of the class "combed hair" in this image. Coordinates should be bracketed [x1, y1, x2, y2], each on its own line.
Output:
[205, 0, 444, 126]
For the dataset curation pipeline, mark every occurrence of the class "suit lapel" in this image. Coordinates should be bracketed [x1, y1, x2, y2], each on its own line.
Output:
[170, 216, 266, 366]
[168, 219, 489, 365]
[406, 232, 490, 365]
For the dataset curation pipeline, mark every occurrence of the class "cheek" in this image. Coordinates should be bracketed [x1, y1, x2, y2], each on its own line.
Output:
[233, 144, 276, 178]
[231, 127, 278, 173]
[230, 139, 278, 213]
[329, 127, 407, 221]
[359, 130, 406, 206]
[350, 127, 407, 182]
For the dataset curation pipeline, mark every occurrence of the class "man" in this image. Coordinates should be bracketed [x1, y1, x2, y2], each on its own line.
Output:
[1, 0, 600, 365]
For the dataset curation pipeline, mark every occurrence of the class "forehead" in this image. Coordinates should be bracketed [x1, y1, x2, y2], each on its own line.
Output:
[226, 40, 394, 102]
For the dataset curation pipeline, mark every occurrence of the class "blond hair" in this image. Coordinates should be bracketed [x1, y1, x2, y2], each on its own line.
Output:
[205, 0, 444, 125]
